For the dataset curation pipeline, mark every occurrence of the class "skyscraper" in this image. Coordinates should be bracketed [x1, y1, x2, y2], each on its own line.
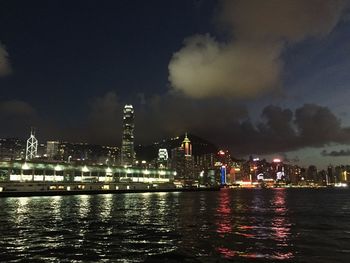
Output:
[46, 141, 59, 160]
[25, 128, 38, 160]
[181, 133, 192, 156]
[121, 104, 135, 167]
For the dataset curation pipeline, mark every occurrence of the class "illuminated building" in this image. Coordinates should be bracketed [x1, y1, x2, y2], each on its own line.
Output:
[157, 148, 169, 169]
[121, 105, 135, 167]
[46, 141, 59, 159]
[25, 129, 38, 160]
[170, 134, 195, 183]
[181, 133, 192, 156]
[0, 160, 174, 185]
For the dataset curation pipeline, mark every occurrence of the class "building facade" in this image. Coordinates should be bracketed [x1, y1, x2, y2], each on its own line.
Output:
[121, 105, 135, 167]
[46, 141, 59, 159]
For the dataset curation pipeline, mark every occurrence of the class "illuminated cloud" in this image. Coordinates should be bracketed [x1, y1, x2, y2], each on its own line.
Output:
[169, 0, 349, 99]
[0, 41, 11, 76]
[220, 0, 348, 42]
[169, 35, 282, 98]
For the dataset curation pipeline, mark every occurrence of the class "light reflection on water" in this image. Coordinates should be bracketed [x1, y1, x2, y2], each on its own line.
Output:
[0, 189, 350, 262]
[215, 188, 293, 261]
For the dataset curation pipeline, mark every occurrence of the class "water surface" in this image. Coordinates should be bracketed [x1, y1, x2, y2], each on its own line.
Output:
[0, 188, 349, 262]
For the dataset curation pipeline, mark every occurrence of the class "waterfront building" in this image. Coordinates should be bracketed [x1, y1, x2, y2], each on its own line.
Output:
[0, 160, 174, 183]
[121, 105, 135, 167]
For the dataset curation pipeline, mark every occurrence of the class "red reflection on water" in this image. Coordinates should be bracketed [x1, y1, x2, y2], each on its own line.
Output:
[217, 247, 237, 258]
[217, 246, 293, 260]
[273, 188, 287, 214]
[272, 189, 290, 243]
[215, 189, 294, 261]
[216, 190, 232, 235]
[236, 225, 255, 238]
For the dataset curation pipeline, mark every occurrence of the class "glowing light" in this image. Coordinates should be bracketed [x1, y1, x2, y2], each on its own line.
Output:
[143, 169, 150, 175]
[10, 174, 20, 181]
[82, 166, 89, 172]
[335, 183, 348, 187]
[22, 163, 30, 170]
[218, 150, 225, 155]
[273, 158, 281, 163]
[54, 164, 62, 171]
[34, 175, 44, 181]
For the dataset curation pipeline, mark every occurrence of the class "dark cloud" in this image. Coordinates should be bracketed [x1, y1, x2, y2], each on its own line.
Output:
[226, 104, 350, 156]
[86, 92, 123, 145]
[295, 104, 342, 146]
[0, 41, 11, 76]
[0, 100, 39, 137]
[141, 101, 350, 156]
[0, 100, 37, 117]
[135, 93, 248, 143]
[321, 149, 350, 157]
[2, 94, 350, 157]
[168, 0, 349, 99]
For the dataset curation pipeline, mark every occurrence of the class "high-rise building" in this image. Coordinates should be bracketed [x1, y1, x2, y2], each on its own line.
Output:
[171, 134, 196, 182]
[157, 148, 169, 169]
[46, 141, 59, 159]
[25, 128, 38, 160]
[121, 104, 135, 167]
[181, 133, 192, 156]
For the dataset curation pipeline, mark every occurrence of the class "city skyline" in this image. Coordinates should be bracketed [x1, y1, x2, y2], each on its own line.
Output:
[1, 1, 350, 169]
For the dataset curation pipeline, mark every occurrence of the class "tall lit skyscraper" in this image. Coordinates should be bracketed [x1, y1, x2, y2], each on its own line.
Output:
[181, 133, 192, 156]
[121, 104, 135, 167]
[25, 128, 38, 160]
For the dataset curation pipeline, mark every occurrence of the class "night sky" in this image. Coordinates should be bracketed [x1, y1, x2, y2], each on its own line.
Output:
[1, 0, 350, 168]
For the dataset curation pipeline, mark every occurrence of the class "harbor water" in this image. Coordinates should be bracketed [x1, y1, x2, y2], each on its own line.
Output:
[0, 188, 349, 262]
